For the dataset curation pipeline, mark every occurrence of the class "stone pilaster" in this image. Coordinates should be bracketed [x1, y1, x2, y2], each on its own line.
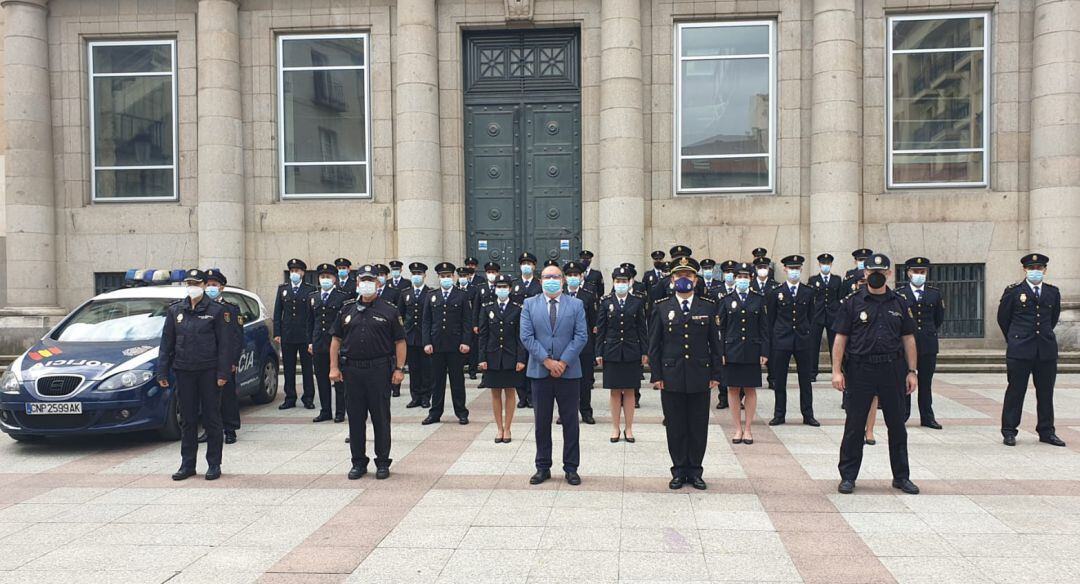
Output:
[809, 0, 861, 263]
[196, 0, 245, 284]
[394, 0, 443, 268]
[2, 0, 56, 308]
[597, 0, 644, 271]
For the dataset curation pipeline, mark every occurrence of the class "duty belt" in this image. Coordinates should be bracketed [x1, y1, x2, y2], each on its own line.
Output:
[847, 352, 902, 364]
[340, 356, 390, 368]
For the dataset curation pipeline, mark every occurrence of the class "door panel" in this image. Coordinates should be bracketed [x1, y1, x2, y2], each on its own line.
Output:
[525, 103, 580, 264]
[465, 104, 521, 264]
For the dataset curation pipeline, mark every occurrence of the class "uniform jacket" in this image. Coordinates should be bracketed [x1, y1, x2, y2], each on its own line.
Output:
[582, 269, 604, 296]
[215, 298, 243, 367]
[158, 296, 231, 380]
[376, 285, 401, 306]
[389, 277, 410, 291]
[834, 288, 917, 356]
[477, 300, 529, 370]
[595, 293, 648, 362]
[766, 282, 817, 352]
[397, 286, 431, 347]
[510, 277, 542, 304]
[273, 282, 316, 344]
[474, 283, 498, 322]
[718, 290, 770, 364]
[519, 294, 589, 379]
[701, 278, 725, 299]
[563, 287, 597, 356]
[997, 281, 1060, 361]
[648, 295, 722, 392]
[896, 284, 944, 355]
[421, 286, 475, 352]
[809, 273, 844, 328]
[337, 276, 357, 297]
[309, 288, 350, 354]
[751, 278, 779, 294]
[642, 269, 665, 294]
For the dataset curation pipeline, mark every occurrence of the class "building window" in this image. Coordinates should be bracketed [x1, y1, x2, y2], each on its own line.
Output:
[897, 262, 985, 338]
[888, 13, 989, 188]
[278, 33, 371, 199]
[675, 21, 775, 194]
[88, 40, 178, 202]
[93, 272, 127, 295]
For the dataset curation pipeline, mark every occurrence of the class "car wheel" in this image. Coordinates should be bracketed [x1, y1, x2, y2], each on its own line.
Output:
[157, 390, 181, 441]
[251, 358, 279, 405]
[9, 434, 44, 443]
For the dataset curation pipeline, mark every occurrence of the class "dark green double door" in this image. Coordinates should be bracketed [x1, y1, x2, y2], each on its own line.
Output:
[464, 29, 582, 267]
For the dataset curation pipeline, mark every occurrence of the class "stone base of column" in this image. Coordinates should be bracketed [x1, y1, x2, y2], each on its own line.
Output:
[0, 307, 69, 355]
[1058, 302, 1080, 352]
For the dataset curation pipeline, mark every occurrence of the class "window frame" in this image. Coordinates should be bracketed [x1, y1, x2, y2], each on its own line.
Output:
[87, 39, 179, 203]
[276, 32, 373, 200]
[673, 20, 776, 195]
[886, 12, 991, 190]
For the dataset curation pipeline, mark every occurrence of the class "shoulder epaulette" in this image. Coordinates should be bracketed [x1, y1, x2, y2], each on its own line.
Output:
[699, 295, 716, 303]
[600, 293, 614, 301]
[1005, 282, 1021, 291]
[925, 284, 939, 291]
[1043, 282, 1058, 289]
[631, 291, 645, 298]
[342, 298, 357, 307]
[169, 298, 184, 306]
[219, 298, 238, 307]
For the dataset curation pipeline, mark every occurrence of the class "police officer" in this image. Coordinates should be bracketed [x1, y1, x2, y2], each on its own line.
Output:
[399, 262, 432, 409]
[205, 269, 242, 444]
[374, 264, 401, 305]
[809, 253, 842, 383]
[477, 274, 528, 443]
[648, 257, 722, 490]
[329, 265, 406, 480]
[422, 262, 474, 425]
[751, 247, 771, 280]
[475, 262, 501, 320]
[563, 261, 598, 425]
[718, 262, 769, 444]
[158, 269, 231, 481]
[699, 259, 724, 298]
[580, 250, 604, 296]
[458, 265, 481, 380]
[617, 263, 647, 296]
[767, 255, 819, 427]
[513, 252, 542, 408]
[274, 259, 316, 409]
[643, 250, 667, 292]
[998, 253, 1065, 447]
[335, 258, 356, 296]
[832, 253, 920, 495]
[388, 260, 409, 290]
[597, 266, 648, 442]
[310, 263, 350, 423]
[751, 257, 778, 294]
[842, 249, 873, 295]
[463, 257, 480, 286]
[896, 257, 944, 429]
[715, 259, 742, 410]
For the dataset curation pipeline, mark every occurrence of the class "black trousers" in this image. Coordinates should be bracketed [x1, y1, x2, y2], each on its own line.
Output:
[429, 351, 469, 419]
[405, 344, 432, 402]
[342, 361, 392, 469]
[468, 341, 480, 376]
[661, 390, 710, 479]
[579, 350, 595, 417]
[221, 372, 240, 432]
[532, 376, 580, 472]
[313, 351, 346, 416]
[905, 353, 937, 424]
[176, 368, 222, 469]
[838, 359, 910, 481]
[1002, 358, 1057, 439]
[771, 348, 815, 419]
[281, 342, 314, 403]
[518, 364, 534, 406]
[810, 324, 836, 376]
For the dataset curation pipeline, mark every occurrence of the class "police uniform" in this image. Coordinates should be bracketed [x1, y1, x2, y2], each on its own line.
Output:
[642, 251, 667, 294]
[841, 249, 873, 296]
[274, 259, 316, 409]
[808, 253, 843, 380]
[388, 260, 409, 291]
[423, 262, 475, 423]
[596, 267, 649, 389]
[397, 262, 432, 408]
[512, 253, 543, 408]
[474, 262, 501, 324]
[718, 264, 770, 389]
[335, 258, 357, 297]
[998, 253, 1065, 447]
[579, 250, 604, 296]
[310, 263, 350, 422]
[648, 257, 722, 489]
[767, 255, 819, 426]
[458, 265, 482, 380]
[158, 270, 231, 480]
[564, 261, 598, 423]
[699, 259, 725, 299]
[330, 265, 406, 477]
[751, 256, 778, 294]
[205, 268, 243, 443]
[834, 254, 918, 494]
[477, 275, 528, 389]
[895, 257, 944, 428]
[713, 260, 742, 409]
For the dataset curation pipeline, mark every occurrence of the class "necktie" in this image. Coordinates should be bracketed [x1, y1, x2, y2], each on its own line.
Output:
[681, 299, 690, 316]
[443, 291, 449, 301]
[322, 292, 328, 303]
[549, 298, 558, 330]
[790, 286, 796, 297]
[740, 293, 746, 303]
[619, 297, 625, 309]
[499, 302, 506, 313]
[915, 289, 922, 301]
[1034, 286, 1040, 301]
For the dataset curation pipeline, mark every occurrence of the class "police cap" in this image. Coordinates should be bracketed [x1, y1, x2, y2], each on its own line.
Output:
[563, 261, 584, 275]
[817, 253, 835, 263]
[315, 263, 336, 276]
[670, 256, 699, 275]
[851, 248, 873, 260]
[494, 274, 513, 286]
[543, 259, 560, 268]
[700, 259, 717, 269]
[333, 258, 351, 268]
[374, 263, 390, 275]
[519, 252, 538, 264]
[781, 255, 805, 268]
[735, 262, 753, 275]
[865, 253, 891, 271]
[669, 245, 693, 259]
[720, 260, 739, 272]
[484, 262, 501, 272]
[464, 257, 479, 266]
[579, 250, 595, 260]
[619, 262, 638, 277]
[287, 258, 307, 271]
[752, 257, 771, 267]
[435, 262, 456, 275]
[1021, 253, 1049, 267]
[612, 266, 634, 280]
[752, 247, 768, 258]
[205, 268, 228, 286]
[388, 260, 403, 269]
[456, 266, 471, 276]
[409, 262, 428, 273]
[650, 250, 666, 261]
[356, 265, 378, 280]
[183, 268, 207, 283]
[905, 257, 931, 268]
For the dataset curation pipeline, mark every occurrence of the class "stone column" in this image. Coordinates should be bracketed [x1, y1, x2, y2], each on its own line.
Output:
[3, 0, 56, 308]
[597, 0, 644, 271]
[196, 0, 245, 284]
[809, 0, 861, 262]
[394, 0, 442, 268]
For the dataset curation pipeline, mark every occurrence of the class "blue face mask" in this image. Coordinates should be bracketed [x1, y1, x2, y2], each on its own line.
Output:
[391, 269, 401, 279]
[495, 287, 510, 300]
[702, 269, 714, 280]
[786, 270, 801, 282]
[735, 279, 750, 292]
[289, 272, 302, 285]
[820, 264, 832, 275]
[458, 277, 470, 287]
[377, 276, 387, 285]
[319, 278, 334, 291]
[439, 277, 454, 290]
[566, 276, 581, 288]
[411, 274, 424, 287]
[542, 279, 562, 295]
[674, 277, 694, 293]
[856, 261, 865, 270]
[337, 269, 349, 280]
[205, 286, 221, 299]
[521, 264, 534, 276]
[1026, 270, 1044, 285]
[614, 283, 629, 295]
[910, 274, 926, 287]
[724, 272, 734, 284]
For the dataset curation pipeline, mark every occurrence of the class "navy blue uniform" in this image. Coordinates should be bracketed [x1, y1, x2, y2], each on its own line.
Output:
[582, 269, 604, 297]
[476, 300, 528, 374]
[896, 284, 944, 424]
[311, 288, 350, 417]
[718, 290, 770, 368]
[398, 286, 432, 405]
[511, 277, 542, 407]
[564, 287, 598, 417]
[422, 286, 475, 420]
[215, 298, 243, 434]
[809, 273, 843, 377]
[274, 282, 316, 406]
[766, 283, 818, 421]
[997, 281, 1061, 439]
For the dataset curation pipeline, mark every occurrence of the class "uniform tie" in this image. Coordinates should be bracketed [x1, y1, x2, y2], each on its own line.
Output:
[914, 289, 922, 302]
[619, 297, 625, 309]
[790, 285, 796, 297]
[740, 293, 747, 303]
[443, 291, 449, 301]
[1034, 286, 1041, 301]
[681, 299, 690, 316]
[322, 292, 329, 303]
[549, 298, 558, 330]
[499, 302, 507, 313]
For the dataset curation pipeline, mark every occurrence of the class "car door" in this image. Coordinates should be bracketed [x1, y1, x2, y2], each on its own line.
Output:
[223, 292, 260, 392]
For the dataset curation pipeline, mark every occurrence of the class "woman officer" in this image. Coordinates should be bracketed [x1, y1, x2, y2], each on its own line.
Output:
[596, 266, 648, 443]
[477, 275, 527, 443]
[718, 263, 770, 445]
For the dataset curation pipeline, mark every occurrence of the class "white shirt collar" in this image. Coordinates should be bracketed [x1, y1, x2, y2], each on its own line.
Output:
[677, 294, 694, 309]
[911, 284, 925, 293]
[546, 293, 561, 303]
[1027, 280, 1041, 294]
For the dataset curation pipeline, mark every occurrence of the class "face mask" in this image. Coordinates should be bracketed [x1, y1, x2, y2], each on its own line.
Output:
[702, 269, 714, 280]
[581, 259, 591, 269]
[440, 277, 454, 290]
[495, 287, 510, 300]
[186, 285, 204, 299]
[205, 286, 221, 300]
[821, 265, 831, 275]
[674, 277, 694, 293]
[724, 272, 734, 284]
[486, 273, 497, 283]
[458, 277, 469, 287]
[521, 264, 534, 276]
[411, 274, 424, 287]
[567, 276, 581, 288]
[867, 272, 887, 289]
[735, 279, 750, 292]
[910, 274, 926, 287]
[337, 269, 349, 280]
[1026, 270, 1044, 285]
[357, 281, 377, 296]
[614, 283, 630, 295]
[857, 261, 865, 270]
[377, 276, 387, 285]
[654, 261, 665, 270]
[542, 279, 562, 295]
[756, 268, 769, 279]
[786, 270, 801, 282]
[289, 272, 302, 285]
[319, 278, 334, 291]
[391, 269, 401, 279]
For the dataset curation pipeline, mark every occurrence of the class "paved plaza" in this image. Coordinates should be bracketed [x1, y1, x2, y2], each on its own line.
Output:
[0, 373, 1079, 583]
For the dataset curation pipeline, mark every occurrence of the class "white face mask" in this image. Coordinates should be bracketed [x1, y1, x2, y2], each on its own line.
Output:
[486, 272, 497, 283]
[186, 285, 204, 299]
[756, 268, 769, 279]
[357, 281, 377, 297]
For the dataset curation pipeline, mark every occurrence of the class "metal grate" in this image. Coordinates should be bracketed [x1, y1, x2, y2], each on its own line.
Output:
[36, 376, 83, 397]
[897, 262, 984, 338]
[94, 272, 127, 295]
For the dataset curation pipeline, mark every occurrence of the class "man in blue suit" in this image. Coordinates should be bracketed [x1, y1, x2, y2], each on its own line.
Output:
[519, 263, 589, 486]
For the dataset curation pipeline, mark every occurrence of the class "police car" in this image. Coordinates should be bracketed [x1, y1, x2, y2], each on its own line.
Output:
[0, 269, 280, 441]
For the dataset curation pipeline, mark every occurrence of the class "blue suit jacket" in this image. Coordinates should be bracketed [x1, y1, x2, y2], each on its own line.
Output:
[519, 293, 589, 379]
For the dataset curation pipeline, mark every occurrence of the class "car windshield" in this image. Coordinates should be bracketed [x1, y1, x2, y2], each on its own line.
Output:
[52, 298, 173, 342]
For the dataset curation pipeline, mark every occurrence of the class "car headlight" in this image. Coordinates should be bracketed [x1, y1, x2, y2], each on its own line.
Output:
[96, 369, 155, 392]
[1, 370, 20, 395]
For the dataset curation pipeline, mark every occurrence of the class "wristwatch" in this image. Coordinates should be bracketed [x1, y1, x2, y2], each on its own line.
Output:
[394, 366, 405, 372]
[907, 369, 918, 375]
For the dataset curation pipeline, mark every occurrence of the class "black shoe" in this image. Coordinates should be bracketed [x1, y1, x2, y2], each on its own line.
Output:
[302, 401, 316, 410]
[375, 467, 390, 480]
[582, 415, 596, 425]
[690, 477, 707, 490]
[1040, 434, 1067, 447]
[204, 465, 221, 481]
[623, 431, 635, 444]
[313, 412, 333, 423]
[224, 431, 237, 444]
[668, 476, 685, 490]
[334, 413, 345, 423]
[458, 417, 469, 425]
[810, 375, 818, 383]
[922, 420, 943, 430]
[892, 478, 920, 495]
[768, 417, 785, 426]
[406, 400, 422, 408]
[171, 467, 196, 481]
[837, 479, 855, 494]
[529, 470, 551, 485]
[278, 400, 296, 410]
[610, 435, 620, 443]
[565, 471, 581, 486]
[517, 401, 528, 409]
[345, 436, 350, 443]
[391, 388, 401, 397]
[421, 400, 431, 409]
[197, 432, 207, 443]
[635, 401, 641, 409]
[1003, 435, 1017, 446]
[556, 418, 561, 425]
[469, 373, 478, 381]
[422, 416, 440, 425]
[526, 402, 533, 409]
[803, 417, 821, 427]
[865, 436, 877, 446]
[348, 465, 367, 480]
[768, 381, 775, 389]
[717, 401, 729, 410]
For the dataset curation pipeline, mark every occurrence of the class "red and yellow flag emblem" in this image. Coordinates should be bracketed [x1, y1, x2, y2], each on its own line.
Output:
[27, 346, 63, 361]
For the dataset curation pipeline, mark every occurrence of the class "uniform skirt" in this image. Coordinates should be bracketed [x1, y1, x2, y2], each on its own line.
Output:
[723, 362, 762, 388]
[481, 368, 524, 389]
[603, 361, 643, 389]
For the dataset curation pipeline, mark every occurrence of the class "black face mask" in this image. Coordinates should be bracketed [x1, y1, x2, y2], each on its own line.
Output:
[653, 262, 665, 270]
[867, 272, 887, 289]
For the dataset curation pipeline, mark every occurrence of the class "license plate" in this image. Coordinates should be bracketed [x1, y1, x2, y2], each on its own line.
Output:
[25, 402, 83, 415]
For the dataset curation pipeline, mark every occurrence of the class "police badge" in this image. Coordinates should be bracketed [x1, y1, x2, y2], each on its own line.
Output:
[282, 290, 288, 297]
[1020, 293, 1027, 303]
[731, 300, 737, 309]
[859, 311, 868, 322]
[345, 314, 352, 324]
[489, 311, 495, 319]
[668, 310, 676, 321]
[609, 304, 614, 312]
[177, 313, 184, 323]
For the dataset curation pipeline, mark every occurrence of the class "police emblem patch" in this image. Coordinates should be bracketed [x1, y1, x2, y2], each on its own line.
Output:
[489, 311, 495, 319]
[177, 313, 184, 323]
[1020, 293, 1027, 303]
[668, 310, 676, 321]
[731, 301, 737, 309]
[609, 304, 615, 312]
[345, 315, 352, 324]
[224, 312, 230, 323]
[778, 292, 784, 300]
[859, 311, 868, 322]
[282, 290, 288, 297]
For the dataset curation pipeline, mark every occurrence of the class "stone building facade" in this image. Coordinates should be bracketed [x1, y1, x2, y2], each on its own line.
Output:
[1, 0, 1078, 351]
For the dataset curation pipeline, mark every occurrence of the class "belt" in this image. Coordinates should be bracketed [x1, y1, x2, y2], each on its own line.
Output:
[847, 352, 902, 364]
[340, 356, 390, 368]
